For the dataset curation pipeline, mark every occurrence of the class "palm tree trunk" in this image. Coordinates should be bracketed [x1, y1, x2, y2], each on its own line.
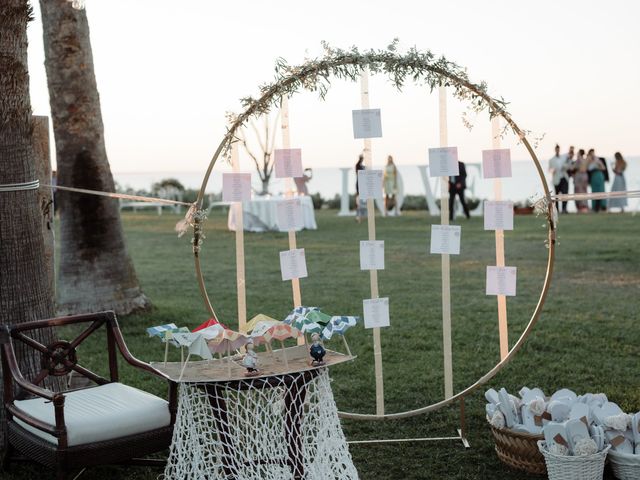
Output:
[39, 0, 151, 315]
[0, 0, 60, 449]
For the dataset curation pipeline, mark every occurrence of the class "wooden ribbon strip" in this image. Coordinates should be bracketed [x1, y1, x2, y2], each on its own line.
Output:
[361, 69, 385, 416]
[280, 96, 304, 346]
[231, 142, 248, 334]
[438, 86, 454, 400]
[492, 116, 509, 360]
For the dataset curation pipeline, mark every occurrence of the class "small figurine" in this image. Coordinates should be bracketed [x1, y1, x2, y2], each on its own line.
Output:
[309, 333, 326, 366]
[242, 341, 259, 377]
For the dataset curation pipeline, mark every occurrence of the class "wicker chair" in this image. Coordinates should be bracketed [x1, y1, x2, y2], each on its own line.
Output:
[0, 311, 177, 480]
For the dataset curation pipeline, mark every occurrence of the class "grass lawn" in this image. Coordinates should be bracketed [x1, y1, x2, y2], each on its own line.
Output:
[5, 208, 640, 479]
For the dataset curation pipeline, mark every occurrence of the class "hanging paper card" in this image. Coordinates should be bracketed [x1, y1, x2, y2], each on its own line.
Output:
[357, 170, 383, 200]
[280, 248, 308, 281]
[482, 148, 512, 178]
[430, 225, 461, 255]
[274, 149, 303, 178]
[222, 173, 251, 202]
[486, 266, 517, 296]
[352, 108, 382, 139]
[484, 201, 514, 230]
[428, 147, 459, 177]
[276, 198, 304, 231]
[363, 297, 390, 328]
[360, 240, 385, 270]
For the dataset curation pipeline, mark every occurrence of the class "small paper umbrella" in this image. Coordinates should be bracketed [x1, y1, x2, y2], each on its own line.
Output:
[245, 314, 279, 333]
[193, 316, 228, 331]
[172, 332, 213, 380]
[147, 324, 190, 364]
[196, 324, 224, 340]
[206, 329, 250, 377]
[283, 306, 319, 325]
[250, 321, 300, 369]
[322, 316, 359, 356]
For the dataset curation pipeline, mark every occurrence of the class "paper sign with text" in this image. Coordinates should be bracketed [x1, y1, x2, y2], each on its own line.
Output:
[352, 109, 383, 139]
[360, 240, 385, 270]
[428, 147, 459, 177]
[363, 297, 390, 329]
[484, 201, 514, 231]
[482, 148, 512, 178]
[276, 198, 304, 232]
[222, 173, 251, 202]
[280, 248, 308, 281]
[486, 266, 517, 296]
[357, 170, 383, 200]
[274, 149, 303, 178]
[430, 225, 461, 255]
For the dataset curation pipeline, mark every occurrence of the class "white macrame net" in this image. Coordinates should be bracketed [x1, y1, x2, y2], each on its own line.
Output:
[162, 368, 358, 479]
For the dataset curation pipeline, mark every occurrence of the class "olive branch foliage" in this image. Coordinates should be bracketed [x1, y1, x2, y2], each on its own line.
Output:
[220, 39, 539, 163]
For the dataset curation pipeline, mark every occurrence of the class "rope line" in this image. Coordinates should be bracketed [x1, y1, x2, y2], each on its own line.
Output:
[40, 184, 194, 207]
[551, 190, 640, 202]
[0, 180, 40, 192]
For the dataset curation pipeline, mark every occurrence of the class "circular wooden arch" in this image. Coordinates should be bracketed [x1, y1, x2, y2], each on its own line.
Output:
[191, 49, 557, 420]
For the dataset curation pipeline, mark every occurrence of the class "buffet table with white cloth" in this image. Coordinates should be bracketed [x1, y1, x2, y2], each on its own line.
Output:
[227, 195, 317, 232]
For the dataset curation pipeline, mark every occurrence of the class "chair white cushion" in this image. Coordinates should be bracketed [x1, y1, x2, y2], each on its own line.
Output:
[13, 382, 170, 447]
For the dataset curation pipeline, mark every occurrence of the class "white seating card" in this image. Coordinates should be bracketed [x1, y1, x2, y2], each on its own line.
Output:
[360, 240, 385, 270]
[274, 149, 303, 178]
[352, 108, 382, 139]
[276, 198, 304, 232]
[279, 248, 308, 281]
[430, 225, 461, 255]
[357, 170, 383, 200]
[484, 201, 514, 231]
[363, 297, 390, 329]
[482, 148, 512, 178]
[222, 173, 251, 202]
[428, 147, 459, 177]
[486, 266, 517, 296]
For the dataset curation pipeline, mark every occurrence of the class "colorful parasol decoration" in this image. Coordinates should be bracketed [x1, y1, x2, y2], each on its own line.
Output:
[147, 323, 190, 365]
[206, 329, 250, 376]
[321, 316, 359, 356]
[245, 314, 279, 333]
[193, 316, 228, 331]
[283, 306, 319, 325]
[172, 332, 213, 380]
[196, 324, 225, 340]
[250, 321, 300, 369]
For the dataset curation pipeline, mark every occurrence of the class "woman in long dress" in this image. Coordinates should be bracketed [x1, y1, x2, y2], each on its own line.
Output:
[608, 152, 627, 212]
[587, 149, 606, 212]
[573, 149, 589, 213]
[355, 154, 366, 223]
[383, 155, 398, 216]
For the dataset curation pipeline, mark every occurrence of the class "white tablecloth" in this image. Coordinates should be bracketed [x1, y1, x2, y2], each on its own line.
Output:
[227, 195, 317, 232]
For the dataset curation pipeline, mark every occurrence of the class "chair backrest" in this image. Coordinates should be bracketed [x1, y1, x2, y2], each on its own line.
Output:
[3, 311, 122, 395]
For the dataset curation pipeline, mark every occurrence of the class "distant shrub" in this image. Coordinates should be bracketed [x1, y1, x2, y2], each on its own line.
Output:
[310, 192, 324, 210]
[401, 195, 428, 211]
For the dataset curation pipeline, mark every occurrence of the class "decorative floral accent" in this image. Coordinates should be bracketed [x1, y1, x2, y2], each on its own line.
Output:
[490, 411, 506, 429]
[604, 413, 629, 431]
[548, 443, 569, 456]
[529, 397, 546, 416]
[573, 437, 598, 456]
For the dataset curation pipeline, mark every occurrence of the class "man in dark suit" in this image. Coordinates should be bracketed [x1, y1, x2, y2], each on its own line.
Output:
[448, 161, 470, 221]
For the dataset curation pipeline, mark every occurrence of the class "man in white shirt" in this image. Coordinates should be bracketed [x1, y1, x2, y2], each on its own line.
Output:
[549, 144, 570, 213]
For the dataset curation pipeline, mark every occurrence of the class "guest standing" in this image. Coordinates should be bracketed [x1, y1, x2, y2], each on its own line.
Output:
[355, 154, 366, 223]
[608, 152, 628, 212]
[587, 149, 606, 212]
[573, 149, 589, 213]
[294, 168, 312, 196]
[448, 161, 470, 221]
[383, 155, 398, 216]
[548, 144, 570, 213]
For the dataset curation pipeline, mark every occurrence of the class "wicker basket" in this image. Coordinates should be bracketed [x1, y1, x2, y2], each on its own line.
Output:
[490, 426, 546, 475]
[537, 441, 610, 480]
[608, 449, 640, 479]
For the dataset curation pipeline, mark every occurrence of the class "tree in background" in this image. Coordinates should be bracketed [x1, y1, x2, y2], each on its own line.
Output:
[231, 112, 281, 195]
[0, 0, 61, 449]
[39, 0, 151, 315]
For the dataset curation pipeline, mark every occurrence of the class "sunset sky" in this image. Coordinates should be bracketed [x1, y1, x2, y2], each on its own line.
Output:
[27, 0, 640, 175]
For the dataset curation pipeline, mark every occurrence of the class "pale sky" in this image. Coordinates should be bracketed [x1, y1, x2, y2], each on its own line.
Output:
[27, 0, 640, 175]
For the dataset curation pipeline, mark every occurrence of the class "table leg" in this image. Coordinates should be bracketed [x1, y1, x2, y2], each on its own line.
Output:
[284, 373, 309, 480]
[205, 385, 239, 479]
